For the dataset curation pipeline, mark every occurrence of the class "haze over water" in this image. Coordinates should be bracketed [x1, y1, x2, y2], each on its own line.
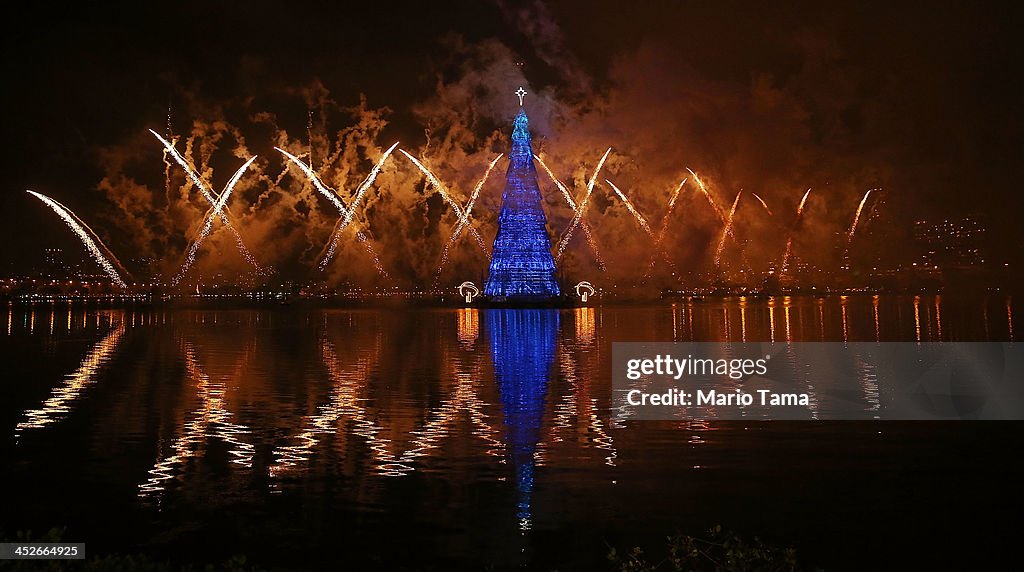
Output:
[1, 295, 1020, 569]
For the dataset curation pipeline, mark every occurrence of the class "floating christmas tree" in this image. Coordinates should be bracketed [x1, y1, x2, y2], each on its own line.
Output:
[483, 88, 561, 298]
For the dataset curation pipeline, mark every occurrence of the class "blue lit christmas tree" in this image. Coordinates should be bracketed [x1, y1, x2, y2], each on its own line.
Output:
[483, 89, 561, 298]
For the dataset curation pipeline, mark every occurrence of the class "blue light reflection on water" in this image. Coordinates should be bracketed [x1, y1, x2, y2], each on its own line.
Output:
[486, 309, 559, 530]
[0, 296, 1020, 570]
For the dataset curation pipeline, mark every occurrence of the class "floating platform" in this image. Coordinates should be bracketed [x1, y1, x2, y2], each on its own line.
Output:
[475, 295, 582, 309]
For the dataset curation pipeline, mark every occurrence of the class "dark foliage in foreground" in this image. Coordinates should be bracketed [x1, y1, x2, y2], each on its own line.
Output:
[606, 526, 820, 572]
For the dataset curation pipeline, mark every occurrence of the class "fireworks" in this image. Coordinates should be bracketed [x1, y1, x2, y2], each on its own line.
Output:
[781, 240, 794, 274]
[751, 193, 772, 215]
[534, 154, 605, 270]
[796, 188, 812, 217]
[847, 189, 875, 243]
[399, 149, 489, 255]
[686, 168, 726, 223]
[605, 179, 653, 235]
[354, 231, 390, 280]
[603, 178, 682, 276]
[781, 188, 812, 274]
[714, 191, 743, 266]
[277, 142, 398, 273]
[321, 143, 400, 269]
[643, 177, 687, 279]
[340, 143, 400, 232]
[840, 188, 877, 261]
[436, 153, 503, 278]
[27, 191, 128, 288]
[555, 148, 612, 261]
[534, 155, 575, 209]
[276, 146, 346, 212]
[25, 112, 894, 291]
[150, 130, 264, 274]
[172, 156, 258, 286]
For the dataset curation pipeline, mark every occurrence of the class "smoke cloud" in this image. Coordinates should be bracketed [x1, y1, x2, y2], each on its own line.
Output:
[90, 5, 923, 290]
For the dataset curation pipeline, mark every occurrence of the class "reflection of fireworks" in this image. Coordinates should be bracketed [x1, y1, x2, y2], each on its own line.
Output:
[556, 148, 611, 261]
[550, 339, 617, 467]
[605, 179, 653, 235]
[140, 341, 255, 499]
[714, 191, 742, 266]
[280, 336, 503, 479]
[172, 157, 258, 286]
[27, 191, 128, 288]
[534, 154, 604, 269]
[16, 319, 125, 437]
[400, 150, 489, 255]
[781, 188, 812, 274]
[437, 153, 503, 278]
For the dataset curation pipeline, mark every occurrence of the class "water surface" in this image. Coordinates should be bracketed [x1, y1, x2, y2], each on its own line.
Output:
[1, 296, 1020, 569]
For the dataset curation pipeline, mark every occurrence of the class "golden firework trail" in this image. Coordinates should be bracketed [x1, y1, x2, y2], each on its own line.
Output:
[686, 168, 726, 223]
[751, 193, 772, 215]
[604, 178, 682, 276]
[796, 187, 812, 216]
[842, 188, 876, 260]
[172, 156, 258, 286]
[534, 155, 575, 209]
[643, 177, 687, 279]
[399, 149, 489, 256]
[847, 189, 874, 242]
[64, 205, 131, 279]
[277, 143, 398, 273]
[275, 146, 389, 275]
[781, 188, 812, 274]
[436, 153, 503, 279]
[534, 154, 605, 270]
[604, 179, 653, 235]
[714, 191, 743, 266]
[27, 191, 128, 288]
[556, 147, 612, 262]
[354, 231, 390, 280]
[781, 244, 794, 275]
[149, 130, 263, 273]
[276, 146, 345, 211]
[333, 142, 399, 236]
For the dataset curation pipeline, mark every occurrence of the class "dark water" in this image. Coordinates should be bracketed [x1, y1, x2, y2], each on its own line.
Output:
[1, 295, 1021, 570]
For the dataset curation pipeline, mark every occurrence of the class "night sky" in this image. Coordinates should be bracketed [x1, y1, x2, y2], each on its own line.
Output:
[2, 1, 1021, 280]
